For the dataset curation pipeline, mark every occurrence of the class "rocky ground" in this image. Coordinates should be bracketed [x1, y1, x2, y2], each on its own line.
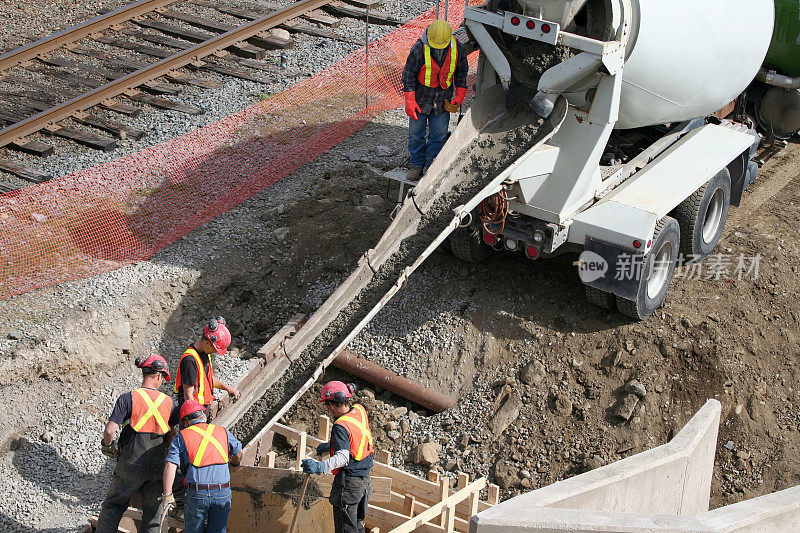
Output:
[0, 0, 799, 532]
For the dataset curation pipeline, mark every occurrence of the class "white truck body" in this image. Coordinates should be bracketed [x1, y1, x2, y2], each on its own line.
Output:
[456, 0, 774, 318]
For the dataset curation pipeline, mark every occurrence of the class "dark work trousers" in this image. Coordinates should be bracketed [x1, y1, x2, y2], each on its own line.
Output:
[329, 471, 373, 533]
[96, 437, 167, 533]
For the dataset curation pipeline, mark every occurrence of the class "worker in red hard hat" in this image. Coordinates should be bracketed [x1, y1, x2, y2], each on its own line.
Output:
[96, 355, 180, 533]
[161, 399, 242, 533]
[173, 316, 240, 414]
[401, 19, 468, 181]
[302, 381, 374, 533]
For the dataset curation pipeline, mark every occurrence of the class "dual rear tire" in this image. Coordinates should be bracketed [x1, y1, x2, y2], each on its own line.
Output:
[588, 169, 731, 320]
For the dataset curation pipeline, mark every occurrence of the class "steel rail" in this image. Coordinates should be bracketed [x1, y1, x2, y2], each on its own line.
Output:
[0, 0, 179, 73]
[0, 0, 331, 149]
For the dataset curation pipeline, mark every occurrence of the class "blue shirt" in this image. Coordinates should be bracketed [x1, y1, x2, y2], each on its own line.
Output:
[165, 421, 242, 485]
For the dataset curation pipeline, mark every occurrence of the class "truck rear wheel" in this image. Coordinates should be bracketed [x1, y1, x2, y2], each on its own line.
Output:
[674, 168, 730, 263]
[450, 226, 493, 263]
[617, 216, 680, 320]
[584, 285, 616, 310]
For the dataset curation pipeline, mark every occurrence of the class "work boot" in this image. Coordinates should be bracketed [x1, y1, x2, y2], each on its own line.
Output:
[406, 166, 423, 182]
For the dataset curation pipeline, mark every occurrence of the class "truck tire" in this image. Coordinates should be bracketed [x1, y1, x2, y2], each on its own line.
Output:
[584, 285, 616, 310]
[617, 216, 680, 320]
[674, 168, 730, 263]
[450, 226, 493, 263]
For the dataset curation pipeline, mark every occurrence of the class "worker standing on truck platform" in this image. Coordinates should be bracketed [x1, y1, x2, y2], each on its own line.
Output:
[173, 316, 240, 414]
[96, 355, 179, 533]
[161, 399, 242, 533]
[401, 19, 468, 181]
[302, 381, 374, 533]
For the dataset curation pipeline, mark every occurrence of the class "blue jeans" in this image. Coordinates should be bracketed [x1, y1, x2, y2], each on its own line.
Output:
[408, 112, 449, 168]
[184, 487, 232, 533]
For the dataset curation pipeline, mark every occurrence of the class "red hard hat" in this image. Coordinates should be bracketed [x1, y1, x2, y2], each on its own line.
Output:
[204, 316, 231, 355]
[319, 381, 355, 403]
[180, 399, 206, 420]
[135, 354, 171, 381]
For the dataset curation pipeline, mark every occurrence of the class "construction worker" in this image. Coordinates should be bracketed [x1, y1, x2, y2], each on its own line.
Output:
[161, 399, 242, 533]
[302, 381, 374, 533]
[174, 316, 240, 413]
[96, 355, 179, 533]
[401, 19, 468, 181]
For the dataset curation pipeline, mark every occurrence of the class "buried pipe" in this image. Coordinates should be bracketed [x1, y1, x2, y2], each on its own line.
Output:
[332, 351, 456, 413]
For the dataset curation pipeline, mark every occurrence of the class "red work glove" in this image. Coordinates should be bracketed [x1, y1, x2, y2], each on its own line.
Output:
[451, 86, 467, 107]
[404, 91, 421, 120]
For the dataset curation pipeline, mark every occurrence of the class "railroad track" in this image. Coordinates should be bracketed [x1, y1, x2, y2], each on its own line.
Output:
[0, 0, 401, 187]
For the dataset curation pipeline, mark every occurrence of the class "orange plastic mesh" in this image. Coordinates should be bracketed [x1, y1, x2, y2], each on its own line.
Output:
[0, 3, 480, 298]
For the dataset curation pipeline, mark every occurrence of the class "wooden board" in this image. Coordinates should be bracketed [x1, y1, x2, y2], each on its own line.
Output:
[126, 93, 205, 115]
[0, 159, 51, 182]
[24, 65, 103, 88]
[37, 56, 126, 81]
[141, 81, 182, 96]
[134, 18, 215, 43]
[230, 466, 392, 503]
[280, 19, 344, 41]
[7, 139, 54, 157]
[45, 126, 117, 151]
[202, 1, 341, 28]
[98, 100, 141, 117]
[322, 2, 402, 25]
[246, 34, 294, 51]
[73, 114, 147, 140]
[191, 61, 272, 84]
[121, 28, 194, 51]
[166, 71, 221, 89]
[94, 36, 173, 59]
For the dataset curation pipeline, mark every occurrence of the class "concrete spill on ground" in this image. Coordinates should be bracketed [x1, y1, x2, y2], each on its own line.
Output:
[232, 112, 546, 444]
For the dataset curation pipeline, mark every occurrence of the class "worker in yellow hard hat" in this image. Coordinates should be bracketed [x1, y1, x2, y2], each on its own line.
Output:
[401, 19, 468, 181]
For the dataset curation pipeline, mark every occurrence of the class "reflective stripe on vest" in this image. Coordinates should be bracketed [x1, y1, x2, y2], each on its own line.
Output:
[418, 38, 458, 89]
[131, 388, 171, 434]
[182, 423, 229, 467]
[174, 348, 214, 405]
[331, 404, 374, 463]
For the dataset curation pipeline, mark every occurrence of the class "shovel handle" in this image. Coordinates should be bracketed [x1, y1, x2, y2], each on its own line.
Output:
[289, 473, 311, 533]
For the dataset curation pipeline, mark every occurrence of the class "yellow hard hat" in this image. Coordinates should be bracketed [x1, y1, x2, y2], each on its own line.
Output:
[427, 20, 453, 49]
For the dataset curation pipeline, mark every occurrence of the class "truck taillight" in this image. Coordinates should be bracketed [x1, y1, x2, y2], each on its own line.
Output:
[510, 16, 520, 26]
[541, 23, 551, 33]
[525, 244, 539, 260]
[633, 240, 642, 249]
[526, 20, 535, 29]
[484, 232, 497, 245]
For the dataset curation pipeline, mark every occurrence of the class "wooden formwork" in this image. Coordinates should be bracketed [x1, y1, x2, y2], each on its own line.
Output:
[238, 416, 498, 533]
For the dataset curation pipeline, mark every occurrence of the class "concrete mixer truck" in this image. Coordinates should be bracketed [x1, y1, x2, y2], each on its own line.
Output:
[445, 0, 774, 319]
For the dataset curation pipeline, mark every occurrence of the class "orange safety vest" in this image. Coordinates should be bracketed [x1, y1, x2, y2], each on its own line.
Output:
[174, 347, 214, 405]
[417, 38, 458, 89]
[181, 423, 229, 467]
[330, 404, 374, 474]
[130, 388, 172, 435]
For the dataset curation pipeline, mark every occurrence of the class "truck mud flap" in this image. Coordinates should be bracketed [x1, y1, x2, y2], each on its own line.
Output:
[582, 237, 645, 301]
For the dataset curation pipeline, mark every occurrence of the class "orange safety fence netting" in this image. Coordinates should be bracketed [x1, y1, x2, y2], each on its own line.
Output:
[0, 2, 482, 298]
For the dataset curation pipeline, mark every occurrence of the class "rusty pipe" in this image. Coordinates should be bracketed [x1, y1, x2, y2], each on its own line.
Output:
[333, 351, 455, 413]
